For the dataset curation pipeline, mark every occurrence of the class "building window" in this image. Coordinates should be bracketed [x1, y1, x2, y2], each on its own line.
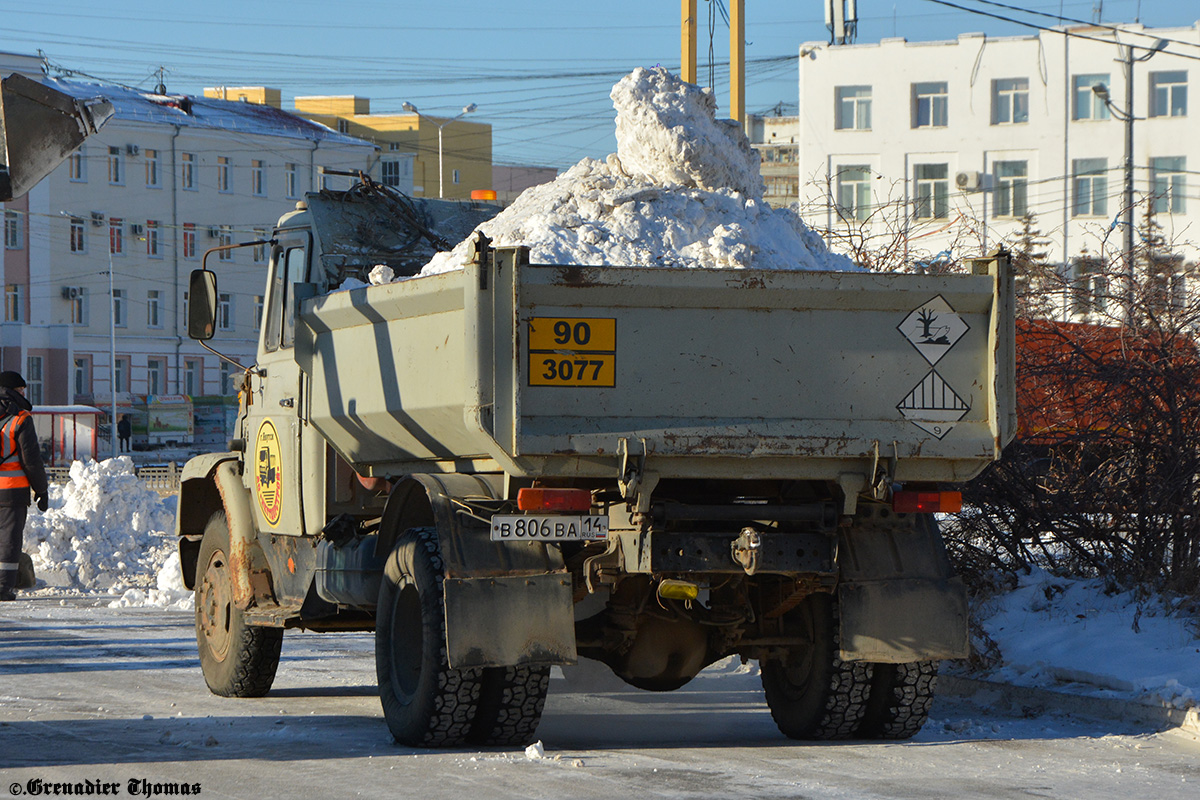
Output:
[217, 156, 231, 193]
[218, 293, 233, 330]
[1073, 74, 1111, 120]
[145, 149, 160, 188]
[145, 220, 160, 257]
[147, 289, 162, 328]
[912, 82, 948, 128]
[70, 289, 87, 326]
[453, 168, 461, 184]
[835, 165, 872, 221]
[253, 230, 267, 263]
[1072, 158, 1108, 217]
[388, 141, 403, 152]
[992, 78, 1029, 124]
[69, 145, 87, 182]
[285, 163, 298, 198]
[25, 356, 43, 405]
[73, 356, 91, 399]
[381, 160, 403, 187]
[1151, 156, 1186, 214]
[184, 359, 201, 396]
[218, 226, 233, 260]
[913, 164, 949, 219]
[113, 288, 126, 328]
[4, 210, 22, 250]
[337, 119, 350, 134]
[109, 218, 124, 255]
[993, 161, 1029, 218]
[835, 86, 872, 130]
[1072, 261, 1110, 316]
[1150, 71, 1187, 118]
[147, 358, 164, 396]
[181, 153, 196, 190]
[114, 357, 129, 394]
[70, 217, 86, 253]
[4, 284, 23, 322]
[220, 362, 236, 395]
[107, 146, 123, 184]
[182, 223, 196, 259]
[251, 160, 266, 196]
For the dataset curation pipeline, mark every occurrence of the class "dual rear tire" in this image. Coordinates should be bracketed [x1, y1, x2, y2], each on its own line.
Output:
[759, 593, 938, 741]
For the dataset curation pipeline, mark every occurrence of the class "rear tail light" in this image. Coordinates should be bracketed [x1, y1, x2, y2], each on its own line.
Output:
[892, 490, 962, 514]
[517, 488, 592, 513]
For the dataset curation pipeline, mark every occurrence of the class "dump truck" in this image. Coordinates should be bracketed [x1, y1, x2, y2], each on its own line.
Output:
[179, 175, 1015, 747]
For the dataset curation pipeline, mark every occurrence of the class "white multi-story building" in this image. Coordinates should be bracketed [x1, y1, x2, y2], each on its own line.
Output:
[0, 54, 375, 413]
[796, 24, 1199, 290]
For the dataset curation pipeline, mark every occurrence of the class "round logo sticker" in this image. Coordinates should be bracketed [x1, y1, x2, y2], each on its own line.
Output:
[254, 420, 283, 526]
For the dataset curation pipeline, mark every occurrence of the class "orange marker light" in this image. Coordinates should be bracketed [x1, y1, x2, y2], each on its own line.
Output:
[892, 491, 963, 514]
[517, 488, 592, 513]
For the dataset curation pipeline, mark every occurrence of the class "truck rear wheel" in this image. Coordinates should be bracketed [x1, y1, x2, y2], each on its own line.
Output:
[468, 665, 551, 746]
[857, 660, 939, 739]
[194, 511, 283, 697]
[760, 593, 872, 740]
[376, 527, 481, 747]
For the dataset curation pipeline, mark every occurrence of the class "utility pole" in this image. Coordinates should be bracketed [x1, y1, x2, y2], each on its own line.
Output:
[681, 0, 697, 84]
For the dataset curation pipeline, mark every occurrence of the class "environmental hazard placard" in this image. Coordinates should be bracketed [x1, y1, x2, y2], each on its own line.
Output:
[898, 295, 969, 366]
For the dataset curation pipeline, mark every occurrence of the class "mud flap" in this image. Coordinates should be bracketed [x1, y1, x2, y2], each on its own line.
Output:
[443, 573, 576, 669]
[836, 507, 970, 662]
[837, 577, 969, 662]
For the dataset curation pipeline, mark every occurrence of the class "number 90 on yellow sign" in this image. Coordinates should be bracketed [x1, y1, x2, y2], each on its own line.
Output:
[528, 317, 616, 387]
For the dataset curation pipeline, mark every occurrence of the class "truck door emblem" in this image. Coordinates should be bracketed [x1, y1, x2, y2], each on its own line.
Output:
[254, 419, 283, 526]
[897, 370, 970, 439]
[898, 295, 969, 366]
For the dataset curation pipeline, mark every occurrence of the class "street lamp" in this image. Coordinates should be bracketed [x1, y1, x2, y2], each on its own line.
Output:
[1091, 38, 1168, 295]
[401, 102, 478, 198]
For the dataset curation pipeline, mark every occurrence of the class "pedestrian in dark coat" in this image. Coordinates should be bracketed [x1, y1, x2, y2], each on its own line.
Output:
[0, 370, 49, 601]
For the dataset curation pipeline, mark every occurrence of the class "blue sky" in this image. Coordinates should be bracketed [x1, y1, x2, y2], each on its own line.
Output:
[1, 1, 1195, 169]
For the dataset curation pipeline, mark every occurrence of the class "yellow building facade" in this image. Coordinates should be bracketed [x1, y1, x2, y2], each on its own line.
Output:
[293, 96, 492, 199]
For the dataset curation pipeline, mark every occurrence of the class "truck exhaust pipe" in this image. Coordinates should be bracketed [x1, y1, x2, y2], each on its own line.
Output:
[0, 73, 113, 201]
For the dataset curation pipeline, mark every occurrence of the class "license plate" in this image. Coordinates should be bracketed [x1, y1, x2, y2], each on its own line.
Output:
[489, 514, 609, 541]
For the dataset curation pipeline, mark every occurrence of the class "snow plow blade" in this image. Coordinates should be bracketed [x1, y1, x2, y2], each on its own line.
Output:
[0, 73, 113, 201]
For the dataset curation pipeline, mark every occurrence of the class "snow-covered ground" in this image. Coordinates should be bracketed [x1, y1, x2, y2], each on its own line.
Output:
[15, 456, 1198, 725]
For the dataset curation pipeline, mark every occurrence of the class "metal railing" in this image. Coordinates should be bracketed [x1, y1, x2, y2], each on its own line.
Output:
[45, 462, 181, 497]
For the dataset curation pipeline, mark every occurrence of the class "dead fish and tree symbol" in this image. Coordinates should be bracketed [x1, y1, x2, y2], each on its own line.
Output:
[897, 296, 971, 439]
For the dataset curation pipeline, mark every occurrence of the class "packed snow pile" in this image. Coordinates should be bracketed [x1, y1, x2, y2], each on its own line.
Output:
[422, 67, 854, 274]
[22, 458, 190, 609]
[971, 569, 1200, 710]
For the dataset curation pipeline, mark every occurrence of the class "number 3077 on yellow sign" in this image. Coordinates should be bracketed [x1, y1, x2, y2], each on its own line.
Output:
[528, 317, 616, 387]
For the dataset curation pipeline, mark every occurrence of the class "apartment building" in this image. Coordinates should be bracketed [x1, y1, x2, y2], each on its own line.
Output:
[0, 56, 375, 412]
[797, 24, 1199, 295]
[747, 114, 800, 208]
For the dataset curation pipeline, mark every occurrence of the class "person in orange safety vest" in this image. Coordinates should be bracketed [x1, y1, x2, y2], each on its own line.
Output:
[0, 370, 48, 601]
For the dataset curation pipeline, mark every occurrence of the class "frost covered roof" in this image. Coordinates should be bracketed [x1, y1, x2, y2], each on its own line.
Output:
[44, 77, 375, 148]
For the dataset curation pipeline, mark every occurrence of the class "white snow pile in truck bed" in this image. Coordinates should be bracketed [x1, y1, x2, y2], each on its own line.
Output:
[21, 458, 190, 609]
[421, 67, 854, 274]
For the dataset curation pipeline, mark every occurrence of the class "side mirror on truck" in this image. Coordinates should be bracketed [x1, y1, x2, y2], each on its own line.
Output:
[188, 269, 218, 341]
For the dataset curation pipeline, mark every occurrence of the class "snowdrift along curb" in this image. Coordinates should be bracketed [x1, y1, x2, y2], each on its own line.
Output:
[940, 675, 1200, 735]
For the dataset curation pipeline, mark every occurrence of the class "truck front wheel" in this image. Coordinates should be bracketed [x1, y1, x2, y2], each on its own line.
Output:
[194, 511, 283, 697]
[376, 527, 481, 747]
[760, 593, 872, 740]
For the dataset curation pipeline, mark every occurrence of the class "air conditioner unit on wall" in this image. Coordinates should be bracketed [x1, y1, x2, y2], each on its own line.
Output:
[130, 223, 144, 236]
[60, 286, 83, 300]
[207, 226, 221, 238]
[91, 212, 105, 227]
[126, 144, 139, 156]
[955, 171, 983, 191]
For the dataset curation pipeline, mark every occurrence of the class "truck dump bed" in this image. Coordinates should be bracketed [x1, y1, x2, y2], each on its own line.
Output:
[295, 247, 1014, 484]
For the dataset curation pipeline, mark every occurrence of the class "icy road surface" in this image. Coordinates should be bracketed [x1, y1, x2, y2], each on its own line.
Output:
[1, 600, 1197, 800]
